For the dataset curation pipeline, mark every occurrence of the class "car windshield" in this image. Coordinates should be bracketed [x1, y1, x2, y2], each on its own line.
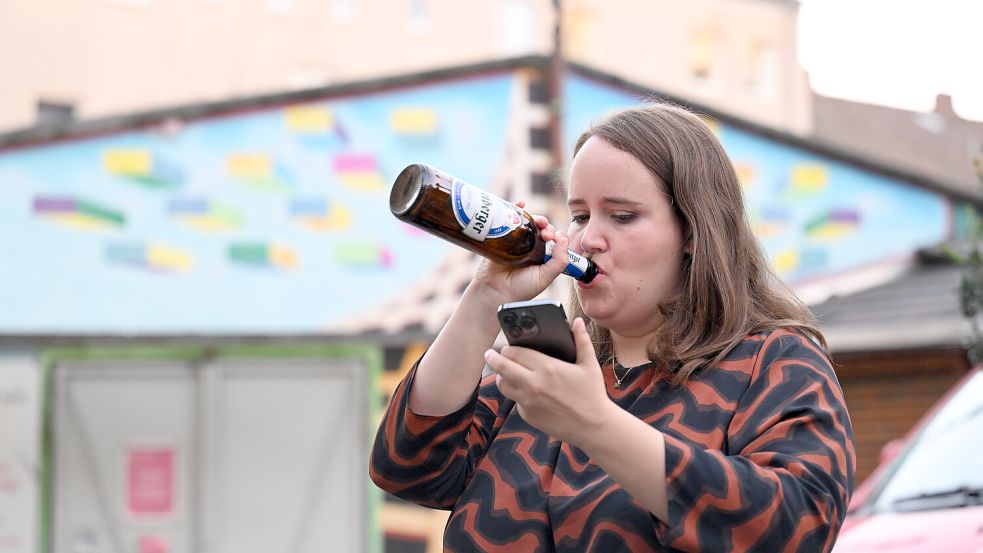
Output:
[868, 369, 983, 512]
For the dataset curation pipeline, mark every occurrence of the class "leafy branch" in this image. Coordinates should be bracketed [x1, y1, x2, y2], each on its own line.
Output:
[949, 150, 983, 363]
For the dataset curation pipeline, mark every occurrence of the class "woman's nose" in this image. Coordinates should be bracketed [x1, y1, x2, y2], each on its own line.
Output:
[576, 223, 605, 254]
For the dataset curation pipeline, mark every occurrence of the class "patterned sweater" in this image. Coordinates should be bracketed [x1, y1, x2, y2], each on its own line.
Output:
[370, 329, 856, 552]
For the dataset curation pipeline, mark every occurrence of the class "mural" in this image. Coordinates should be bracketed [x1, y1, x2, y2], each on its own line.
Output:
[0, 69, 955, 333]
[564, 74, 951, 283]
[0, 74, 513, 332]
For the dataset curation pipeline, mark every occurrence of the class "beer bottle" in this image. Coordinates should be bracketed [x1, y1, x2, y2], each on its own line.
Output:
[390, 163, 597, 283]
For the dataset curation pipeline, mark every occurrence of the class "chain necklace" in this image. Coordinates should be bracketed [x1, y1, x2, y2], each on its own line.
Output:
[612, 360, 638, 389]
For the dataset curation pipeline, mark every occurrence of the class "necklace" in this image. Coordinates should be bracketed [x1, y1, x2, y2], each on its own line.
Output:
[612, 361, 637, 389]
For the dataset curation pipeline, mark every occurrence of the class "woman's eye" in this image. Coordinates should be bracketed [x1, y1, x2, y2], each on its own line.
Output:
[570, 214, 589, 224]
[612, 213, 636, 223]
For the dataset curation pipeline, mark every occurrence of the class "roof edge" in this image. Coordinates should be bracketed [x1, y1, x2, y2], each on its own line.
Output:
[566, 61, 983, 207]
[0, 55, 551, 151]
[0, 331, 437, 349]
[2, 54, 978, 207]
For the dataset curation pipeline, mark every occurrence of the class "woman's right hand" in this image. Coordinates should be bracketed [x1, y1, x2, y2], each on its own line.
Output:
[471, 203, 571, 308]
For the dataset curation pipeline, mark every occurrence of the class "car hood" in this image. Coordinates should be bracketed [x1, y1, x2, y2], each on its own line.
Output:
[835, 505, 983, 553]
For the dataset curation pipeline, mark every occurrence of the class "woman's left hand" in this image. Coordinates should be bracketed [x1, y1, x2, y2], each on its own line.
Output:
[484, 317, 614, 446]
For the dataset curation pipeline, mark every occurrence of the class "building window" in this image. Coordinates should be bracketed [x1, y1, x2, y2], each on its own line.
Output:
[407, 0, 429, 32]
[35, 100, 74, 130]
[689, 28, 719, 86]
[105, 0, 151, 6]
[498, 0, 537, 56]
[748, 40, 779, 101]
[267, 0, 295, 15]
[562, 4, 596, 61]
[332, 0, 357, 22]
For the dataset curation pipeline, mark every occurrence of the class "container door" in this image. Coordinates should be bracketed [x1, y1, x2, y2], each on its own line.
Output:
[52, 361, 197, 553]
[204, 357, 366, 553]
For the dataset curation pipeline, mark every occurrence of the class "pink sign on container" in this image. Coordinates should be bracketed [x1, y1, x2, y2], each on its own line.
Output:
[125, 448, 175, 518]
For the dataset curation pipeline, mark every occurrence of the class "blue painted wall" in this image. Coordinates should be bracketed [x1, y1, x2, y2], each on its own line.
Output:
[0, 70, 954, 333]
[0, 75, 513, 333]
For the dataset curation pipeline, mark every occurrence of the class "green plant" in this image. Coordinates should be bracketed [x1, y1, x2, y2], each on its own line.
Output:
[950, 152, 983, 363]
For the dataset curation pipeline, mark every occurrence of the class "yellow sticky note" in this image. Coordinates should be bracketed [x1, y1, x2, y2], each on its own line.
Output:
[734, 162, 756, 188]
[340, 173, 384, 191]
[269, 246, 300, 269]
[147, 244, 194, 271]
[791, 164, 829, 192]
[773, 249, 799, 275]
[104, 149, 152, 176]
[285, 106, 334, 132]
[390, 108, 438, 135]
[228, 154, 272, 178]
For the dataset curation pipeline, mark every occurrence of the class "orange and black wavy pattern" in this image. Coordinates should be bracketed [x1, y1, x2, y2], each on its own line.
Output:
[370, 329, 856, 552]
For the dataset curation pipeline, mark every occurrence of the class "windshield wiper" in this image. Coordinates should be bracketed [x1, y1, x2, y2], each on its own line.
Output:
[890, 486, 983, 509]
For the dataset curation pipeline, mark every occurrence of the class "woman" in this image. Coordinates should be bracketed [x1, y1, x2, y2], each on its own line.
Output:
[370, 103, 856, 552]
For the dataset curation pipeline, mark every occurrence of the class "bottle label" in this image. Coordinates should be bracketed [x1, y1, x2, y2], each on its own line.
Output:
[451, 180, 521, 241]
[544, 241, 592, 280]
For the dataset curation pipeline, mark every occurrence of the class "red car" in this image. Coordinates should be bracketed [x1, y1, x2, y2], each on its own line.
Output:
[834, 366, 983, 552]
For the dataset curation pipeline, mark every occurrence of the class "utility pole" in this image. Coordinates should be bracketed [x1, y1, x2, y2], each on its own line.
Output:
[548, 0, 565, 182]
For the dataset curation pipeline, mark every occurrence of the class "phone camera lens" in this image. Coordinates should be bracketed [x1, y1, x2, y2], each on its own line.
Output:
[502, 312, 517, 325]
[507, 325, 523, 338]
[519, 316, 536, 330]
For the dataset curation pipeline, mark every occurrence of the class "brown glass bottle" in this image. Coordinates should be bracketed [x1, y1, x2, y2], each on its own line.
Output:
[390, 163, 597, 282]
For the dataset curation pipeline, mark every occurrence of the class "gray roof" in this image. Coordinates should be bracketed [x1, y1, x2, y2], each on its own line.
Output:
[812, 251, 971, 353]
[813, 93, 983, 200]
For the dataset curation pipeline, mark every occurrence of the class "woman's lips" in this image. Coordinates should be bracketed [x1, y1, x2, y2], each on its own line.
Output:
[578, 267, 604, 289]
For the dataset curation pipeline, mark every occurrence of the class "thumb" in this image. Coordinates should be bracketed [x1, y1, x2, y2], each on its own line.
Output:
[572, 317, 596, 364]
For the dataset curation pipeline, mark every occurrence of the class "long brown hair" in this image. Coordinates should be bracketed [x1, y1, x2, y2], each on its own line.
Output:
[567, 102, 827, 384]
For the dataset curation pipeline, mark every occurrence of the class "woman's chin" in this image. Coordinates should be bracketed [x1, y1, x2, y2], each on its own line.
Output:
[579, 302, 614, 324]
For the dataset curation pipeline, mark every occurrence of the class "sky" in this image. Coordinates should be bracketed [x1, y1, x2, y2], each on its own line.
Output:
[796, 0, 983, 122]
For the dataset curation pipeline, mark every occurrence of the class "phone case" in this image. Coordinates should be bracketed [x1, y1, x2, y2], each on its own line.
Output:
[496, 299, 577, 363]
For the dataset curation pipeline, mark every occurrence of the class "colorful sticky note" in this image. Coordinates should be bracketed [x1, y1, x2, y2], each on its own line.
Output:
[773, 248, 799, 275]
[334, 242, 393, 268]
[228, 154, 273, 179]
[790, 163, 829, 194]
[805, 209, 860, 242]
[103, 149, 184, 187]
[285, 105, 335, 133]
[104, 149, 152, 175]
[734, 162, 756, 189]
[751, 206, 789, 239]
[106, 243, 193, 272]
[34, 196, 126, 229]
[289, 198, 353, 231]
[227, 153, 291, 191]
[333, 154, 383, 191]
[229, 243, 299, 270]
[168, 198, 242, 231]
[390, 107, 439, 136]
[799, 247, 828, 273]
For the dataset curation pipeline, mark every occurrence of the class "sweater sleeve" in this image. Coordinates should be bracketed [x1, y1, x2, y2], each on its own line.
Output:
[369, 358, 512, 509]
[654, 330, 856, 552]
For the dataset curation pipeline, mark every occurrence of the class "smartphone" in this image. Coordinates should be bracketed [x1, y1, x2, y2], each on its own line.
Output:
[496, 299, 577, 363]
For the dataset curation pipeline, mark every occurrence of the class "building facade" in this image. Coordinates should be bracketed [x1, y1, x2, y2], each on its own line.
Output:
[1, 0, 810, 134]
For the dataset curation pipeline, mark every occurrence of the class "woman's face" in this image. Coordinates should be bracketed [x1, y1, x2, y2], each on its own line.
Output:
[566, 136, 688, 338]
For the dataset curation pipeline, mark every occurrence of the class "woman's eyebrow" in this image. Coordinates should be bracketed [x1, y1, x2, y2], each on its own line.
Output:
[567, 197, 644, 208]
